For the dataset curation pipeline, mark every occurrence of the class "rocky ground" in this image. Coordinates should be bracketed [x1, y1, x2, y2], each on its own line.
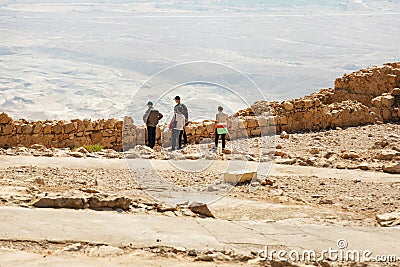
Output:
[0, 123, 399, 266]
[2, 123, 399, 173]
[1, 164, 399, 227]
[272, 123, 400, 173]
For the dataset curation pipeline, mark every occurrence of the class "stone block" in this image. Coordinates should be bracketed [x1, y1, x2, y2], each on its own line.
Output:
[0, 112, 12, 124]
[64, 122, 77, 134]
[21, 124, 33, 134]
[2, 124, 14, 135]
[282, 101, 294, 111]
[53, 123, 63, 134]
[32, 123, 43, 134]
[223, 170, 257, 184]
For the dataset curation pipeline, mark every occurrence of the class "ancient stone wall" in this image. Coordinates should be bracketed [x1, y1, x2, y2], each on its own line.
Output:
[246, 63, 400, 133]
[332, 62, 400, 107]
[0, 113, 123, 150]
[1, 62, 399, 150]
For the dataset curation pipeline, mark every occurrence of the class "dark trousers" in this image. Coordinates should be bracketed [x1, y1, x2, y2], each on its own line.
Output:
[147, 126, 156, 149]
[171, 129, 182, 151]
[179, 123, 188, 147]
[215, 129, 226, 149]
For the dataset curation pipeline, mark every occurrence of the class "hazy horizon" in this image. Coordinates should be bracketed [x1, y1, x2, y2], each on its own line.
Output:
[1, 0, 399, 124]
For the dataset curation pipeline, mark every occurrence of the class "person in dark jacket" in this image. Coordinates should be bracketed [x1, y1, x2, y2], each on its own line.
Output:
[174, 96, 189, 148]
[143, 101, 163, 149]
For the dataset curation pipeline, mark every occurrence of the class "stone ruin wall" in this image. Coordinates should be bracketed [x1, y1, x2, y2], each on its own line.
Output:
[0, 114, 123, 151]
[248, 62, 400, 133]
[1, 62, 399, 151]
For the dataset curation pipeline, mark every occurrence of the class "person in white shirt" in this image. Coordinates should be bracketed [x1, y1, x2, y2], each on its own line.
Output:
[214, 106, 229, 150]
[170, 105, 186, 151]
[174, 96, 189, 147]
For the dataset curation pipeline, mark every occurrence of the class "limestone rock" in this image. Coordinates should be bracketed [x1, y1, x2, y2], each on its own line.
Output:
[376, 212, 400, 227]
[381, 95, 396, 107]
[358, 162, 370, 171]
[282, 101, 294, 111]
[64, 122, 77, 134]
[69, 151, 85, 158]
[76, 147, 89, 154]
[188, 202, 214, 218]
[2, 124, 14, 135]
[341, 151, 359, 159]
[21, 124, 33, 134]
[275, 158, 296, 165]
[391, 87, 400, 95]
[383, 162, 400, 174]
[0, 112, 12, 124]
[88, 196, 132, 211]
[194, 254, 214, 262]
[280, 131, 289, 139]
[223, 170, 257, 183]
[80, 188, 100, 194]
[372, 94, 395, 108]
[375, 150, 399, 161]
[32, 123, 43, 134]
[156, 205, 177, 213]
[32, 197, 86, 209]
[30, 144, 46, 150]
